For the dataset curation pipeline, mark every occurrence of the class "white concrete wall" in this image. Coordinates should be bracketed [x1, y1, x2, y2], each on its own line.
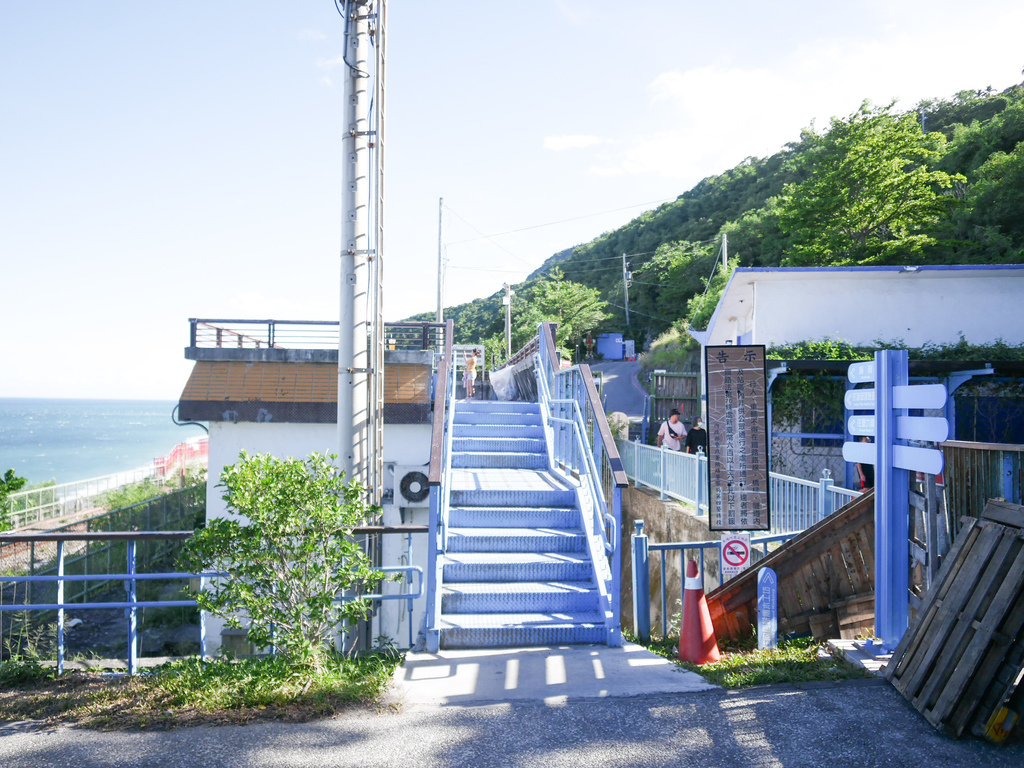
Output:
[203, 420, 435, 652]
[751, 272, 1023, 348]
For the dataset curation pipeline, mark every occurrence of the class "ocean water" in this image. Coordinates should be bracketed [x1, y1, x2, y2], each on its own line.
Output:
[0, 399, 208, 486]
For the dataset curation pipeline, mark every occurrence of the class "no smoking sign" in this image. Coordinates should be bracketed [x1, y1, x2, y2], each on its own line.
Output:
[721, 533, 751, 580]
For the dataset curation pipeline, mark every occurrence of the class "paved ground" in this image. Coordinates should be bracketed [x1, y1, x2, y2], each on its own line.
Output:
[392, 643, 716, 708]
[3, 643, 1022, 766]
[590, 361, 646, 422]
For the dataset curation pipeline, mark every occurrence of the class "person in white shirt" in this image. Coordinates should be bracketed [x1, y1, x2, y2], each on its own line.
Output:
[657, 408, 686, 450]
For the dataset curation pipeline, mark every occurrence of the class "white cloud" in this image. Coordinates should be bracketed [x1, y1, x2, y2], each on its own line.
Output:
[543, 134, 602, 151]
[588, 15, 1024, 183]
[298, 29, 327, 41]
[316, 54, 346, 70]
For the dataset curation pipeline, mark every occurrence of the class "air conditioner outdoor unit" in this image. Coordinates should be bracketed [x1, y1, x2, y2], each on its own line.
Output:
[393, 464, 431, 508]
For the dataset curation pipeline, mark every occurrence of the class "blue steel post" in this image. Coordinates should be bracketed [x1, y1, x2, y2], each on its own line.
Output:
[818, 469, 834, 522]
[425, 487, 440, 652]
[631, 521, 650, 642]
[659, 445, 667, 500]
[56, 541, 65, 675]
[126, 540, 137, 675]
[876, 350, 910, 651]
[1004, 452, 1015, 502]
[610, 485, 623, 646]
[199, 576, 207, 659]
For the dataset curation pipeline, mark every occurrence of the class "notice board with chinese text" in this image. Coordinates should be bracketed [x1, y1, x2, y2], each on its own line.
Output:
[705, 345, 770, 531]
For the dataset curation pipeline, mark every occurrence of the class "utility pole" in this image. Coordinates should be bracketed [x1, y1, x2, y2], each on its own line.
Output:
[436, 197, 444, 323]
[503, 282, 514, 358]
[338, 0, 384, 489]
[622, 252, 631, 326]
[721, 233, 728, 271]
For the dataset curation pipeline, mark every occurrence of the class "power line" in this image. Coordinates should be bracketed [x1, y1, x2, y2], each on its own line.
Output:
[605, 301, 674, 324]
[443, 205, 536, 268]
[446, 197, 675, 246]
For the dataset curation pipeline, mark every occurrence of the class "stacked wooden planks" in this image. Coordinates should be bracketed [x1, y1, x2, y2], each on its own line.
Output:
[706, 490, 875, 641]
[885, 499, 1024, 742]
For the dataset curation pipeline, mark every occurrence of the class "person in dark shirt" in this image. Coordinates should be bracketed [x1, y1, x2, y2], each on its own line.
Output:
[685, 417, 708, 454]
[856, 435, 874, 489]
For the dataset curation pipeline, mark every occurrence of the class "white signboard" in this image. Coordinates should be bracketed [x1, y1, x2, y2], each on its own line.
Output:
[721, 532, 752, 580]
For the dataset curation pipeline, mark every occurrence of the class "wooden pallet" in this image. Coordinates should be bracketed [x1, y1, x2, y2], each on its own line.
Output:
[884, 499, 1024, 742]
[706, 490, 875, 641]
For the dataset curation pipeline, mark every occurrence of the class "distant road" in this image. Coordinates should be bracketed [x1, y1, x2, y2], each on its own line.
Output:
[589, 361, 646, 422]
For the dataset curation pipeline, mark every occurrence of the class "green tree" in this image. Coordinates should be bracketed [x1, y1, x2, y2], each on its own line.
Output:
[512, 268, 609, 357]
[777, 101, 964, 265]
[180, 452, 384, 673]
[0, 469, 28, 532]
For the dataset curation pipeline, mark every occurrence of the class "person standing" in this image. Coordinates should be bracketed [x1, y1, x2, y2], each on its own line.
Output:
[685, 417, 708, 454]
[855, 435, 874, 489]
[657, 408, 686, 450]
[463, 352, 478, 399]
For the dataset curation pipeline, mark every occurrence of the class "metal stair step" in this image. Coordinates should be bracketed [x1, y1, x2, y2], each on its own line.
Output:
[441, 581, 599, 614]
[452, 451, 547, 469]
[441, 552, 593, 583]
[446, 527, 586, 553]
[449, 488, 576, 508]
[453, 424, 545, 438]
[454, 411, 543, 426]
[448, 506, 579, 529]
[452, 437, 546, 453]
[454, 401, 540, 414]
[438, 612, 607, 649]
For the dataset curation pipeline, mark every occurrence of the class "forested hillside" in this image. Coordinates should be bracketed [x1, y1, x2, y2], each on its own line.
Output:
[412, 83, 1024, 363]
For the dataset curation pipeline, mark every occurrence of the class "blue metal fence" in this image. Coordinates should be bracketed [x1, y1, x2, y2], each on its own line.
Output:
[616, 439, 860, 535]
[0, 531, 423, 674]
[630, 521, 797, 640]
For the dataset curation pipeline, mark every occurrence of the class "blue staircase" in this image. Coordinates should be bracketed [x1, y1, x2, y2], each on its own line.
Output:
[437, 400, 607, 648]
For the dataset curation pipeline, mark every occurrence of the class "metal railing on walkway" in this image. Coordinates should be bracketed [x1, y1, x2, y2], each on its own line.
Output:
[616, 439, 860, 535]
[630, 521, 797, 640]
[0, 529, 424, 675]
[5, 466, 168, 529]
[536, 322, 628, 646]
[187, 318, 450, 353]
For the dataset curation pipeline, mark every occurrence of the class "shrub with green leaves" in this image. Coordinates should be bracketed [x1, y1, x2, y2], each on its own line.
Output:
[180, 452, 384, 673]
[1, 468, 28, 532]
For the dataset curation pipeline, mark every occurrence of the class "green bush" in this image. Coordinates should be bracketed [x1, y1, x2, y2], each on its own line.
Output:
[180, 452, 385, 675]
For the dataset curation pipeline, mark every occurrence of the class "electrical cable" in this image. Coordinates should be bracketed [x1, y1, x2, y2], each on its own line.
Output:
[445, 197, 676, 245]
[688, 238, 727, 327]
[443, 205, 536, 268]
[605, 301, 674, 324]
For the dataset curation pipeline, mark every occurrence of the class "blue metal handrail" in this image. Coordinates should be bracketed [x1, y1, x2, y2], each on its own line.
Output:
[425, 319, 455, 652]
[535, 322, 626, 646]
[1, 533, 424, 674]
[616, 438, 861, 535]
[630, 521, 797, 640]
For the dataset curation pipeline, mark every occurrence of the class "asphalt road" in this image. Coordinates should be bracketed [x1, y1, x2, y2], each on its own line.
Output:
[590, 361, 646, 422]
[3, 680, 1021, 767]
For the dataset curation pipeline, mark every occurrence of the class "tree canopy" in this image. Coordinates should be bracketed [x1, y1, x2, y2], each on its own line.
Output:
[776, 102, 963, 265]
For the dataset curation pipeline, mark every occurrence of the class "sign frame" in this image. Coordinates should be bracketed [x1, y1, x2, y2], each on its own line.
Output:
[721, 532, 752, 580]
[705, 344, 771, 532]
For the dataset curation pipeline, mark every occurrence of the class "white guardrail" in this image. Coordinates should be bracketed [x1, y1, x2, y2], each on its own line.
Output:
[615, 439, 861, 535]
[5, 466, 165, 529]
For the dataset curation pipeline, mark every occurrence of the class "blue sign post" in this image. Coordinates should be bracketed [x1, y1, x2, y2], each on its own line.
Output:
[757, 567, 778, 650]
[842, 351, 948, 652]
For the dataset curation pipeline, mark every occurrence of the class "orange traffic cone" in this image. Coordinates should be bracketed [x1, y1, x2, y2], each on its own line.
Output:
[678, 559, 721, 665]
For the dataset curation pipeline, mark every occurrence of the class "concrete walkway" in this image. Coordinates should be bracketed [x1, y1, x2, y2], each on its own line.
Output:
[390, 642, 716, 709]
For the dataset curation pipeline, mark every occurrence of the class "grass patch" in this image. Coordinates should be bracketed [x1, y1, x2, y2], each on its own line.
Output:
[0, 650, 402, 729]
[629, 630, 870, 688]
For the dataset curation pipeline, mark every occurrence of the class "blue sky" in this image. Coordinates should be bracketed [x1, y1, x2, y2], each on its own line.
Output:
[2, 1, 1022, 399]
